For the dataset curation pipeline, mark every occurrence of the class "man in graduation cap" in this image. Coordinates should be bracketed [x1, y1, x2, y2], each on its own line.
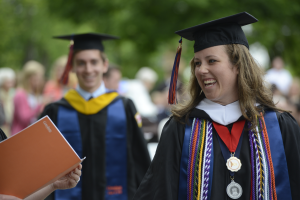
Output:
[40, 33, 151, 200]
[133, 12, 300, 200]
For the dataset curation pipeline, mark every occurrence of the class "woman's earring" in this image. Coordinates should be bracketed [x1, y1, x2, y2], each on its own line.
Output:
[199, 90, 203, 96]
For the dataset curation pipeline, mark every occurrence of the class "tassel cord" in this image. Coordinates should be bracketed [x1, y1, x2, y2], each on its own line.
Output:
[168, 38, 182, 104]
[260, 114, 277, 200]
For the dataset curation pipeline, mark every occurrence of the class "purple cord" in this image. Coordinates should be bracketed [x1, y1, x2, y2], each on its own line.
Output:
[248, 124, 256, 200]
[202, 121, 213, 200]
[253, 130, 262, 200]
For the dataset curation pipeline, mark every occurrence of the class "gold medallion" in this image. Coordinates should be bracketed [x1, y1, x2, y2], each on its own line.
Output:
[226, 156, 242, 172]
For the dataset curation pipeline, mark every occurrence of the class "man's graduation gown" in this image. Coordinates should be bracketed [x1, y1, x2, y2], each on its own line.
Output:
[133, 107, 300, 200]
[41, 91, 151, 200]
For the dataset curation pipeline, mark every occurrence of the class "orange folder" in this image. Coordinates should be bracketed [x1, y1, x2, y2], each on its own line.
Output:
[0, 116, 82, 198]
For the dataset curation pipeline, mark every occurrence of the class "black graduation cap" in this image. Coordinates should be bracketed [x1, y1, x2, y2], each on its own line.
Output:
[53, 33, 119, 52]
[175, 12, 258, 52]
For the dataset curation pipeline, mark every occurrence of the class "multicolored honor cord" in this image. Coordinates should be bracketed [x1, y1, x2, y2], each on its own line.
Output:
[186, 118, 213, 200]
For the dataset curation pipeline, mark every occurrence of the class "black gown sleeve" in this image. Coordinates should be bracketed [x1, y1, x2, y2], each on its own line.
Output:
[277, 112, 300, 200]
[133, 117, 185, 200]
[0, 128, 7, 142]
[123, 98, 151, 188]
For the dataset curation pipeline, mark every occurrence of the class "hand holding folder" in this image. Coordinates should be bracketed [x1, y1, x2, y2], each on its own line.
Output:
[0, 116, 85, 199]
[0, 164, 82, 200]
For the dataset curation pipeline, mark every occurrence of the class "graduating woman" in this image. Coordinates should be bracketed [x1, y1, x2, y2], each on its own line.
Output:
[133, 12, 300, 200]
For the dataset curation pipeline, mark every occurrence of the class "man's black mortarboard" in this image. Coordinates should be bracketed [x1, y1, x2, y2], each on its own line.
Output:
[168, 12, 258, 104]
[53, 33, 119, 85]
[53, 33, 119, 52]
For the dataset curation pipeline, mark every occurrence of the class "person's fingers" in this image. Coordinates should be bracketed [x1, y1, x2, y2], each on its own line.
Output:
[69, 171, 80, 184]
[77, 164, 82, 170]
[0, 194, 22, 200]
[70, 171, 80, 181]
[74, 167, 82, 176]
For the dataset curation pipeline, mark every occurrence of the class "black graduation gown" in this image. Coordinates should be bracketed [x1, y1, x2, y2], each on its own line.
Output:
[40, 96, 151, 200]
[133, 108, 300, 200]
[0, 128, 7, 142]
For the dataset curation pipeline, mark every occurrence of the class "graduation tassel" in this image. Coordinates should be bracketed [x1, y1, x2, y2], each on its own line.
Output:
[168, 37, 182, 104]
[60, 40, 74, 85]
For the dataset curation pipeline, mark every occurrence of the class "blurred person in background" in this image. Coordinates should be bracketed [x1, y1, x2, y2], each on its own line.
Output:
[11, 61, 45, 136]
[0, 67, 16, 137]
[43, 56, 78, 102]
[103, 64, 122, 91]
[288, 78, 300, 104]
[43, 56, 67, 102]
[122, 67, 159, 141]
[287, 79, 300, 126]
[265, 56, 292, 96]
[152, 85, 171, 122]
[135, 67, 158, 92]
[40, 33, 150, 200]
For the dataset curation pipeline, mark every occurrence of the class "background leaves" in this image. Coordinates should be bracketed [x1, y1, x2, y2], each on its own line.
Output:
[0, 0, 299, 78]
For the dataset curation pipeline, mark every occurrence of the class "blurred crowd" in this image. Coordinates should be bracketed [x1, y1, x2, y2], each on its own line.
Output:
[1, 54, 300, 144]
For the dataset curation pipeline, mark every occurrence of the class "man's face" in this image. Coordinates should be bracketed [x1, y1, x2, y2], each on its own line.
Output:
[73, 50, 108, 93]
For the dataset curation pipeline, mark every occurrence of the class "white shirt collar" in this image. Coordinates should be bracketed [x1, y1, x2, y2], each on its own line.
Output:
[195, 98, 242, 126]
[76, 82, 107, 101]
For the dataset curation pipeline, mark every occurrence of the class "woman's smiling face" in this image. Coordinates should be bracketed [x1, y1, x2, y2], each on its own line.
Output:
[194, 45, 239, 105]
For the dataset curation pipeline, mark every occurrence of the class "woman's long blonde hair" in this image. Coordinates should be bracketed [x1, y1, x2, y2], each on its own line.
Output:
[172, 44, 282, 130]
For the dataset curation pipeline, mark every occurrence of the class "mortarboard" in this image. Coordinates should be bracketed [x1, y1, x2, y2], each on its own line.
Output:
[53, 33, 119, 52]
[168, 12, 258, 104]
[53, 33, 119, 85]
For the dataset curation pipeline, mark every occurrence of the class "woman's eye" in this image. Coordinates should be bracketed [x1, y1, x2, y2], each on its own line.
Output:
[194, 61, 201, 66]
[209, 59, 216, 63]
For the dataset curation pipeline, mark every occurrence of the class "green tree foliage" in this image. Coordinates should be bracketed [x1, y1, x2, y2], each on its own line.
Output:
[46, 0, 300, 77]
[0, 0, 95, 75]
[1, 0, 300, 78]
